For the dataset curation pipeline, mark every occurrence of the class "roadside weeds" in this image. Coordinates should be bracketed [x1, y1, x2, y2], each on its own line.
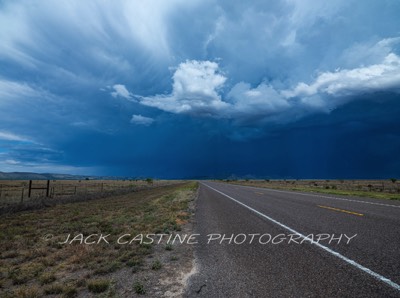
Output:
[0, 182, 198, 297]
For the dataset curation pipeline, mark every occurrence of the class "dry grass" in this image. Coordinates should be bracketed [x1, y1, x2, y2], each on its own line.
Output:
[0, 182, 197, 297]
[224, 179, 400, 200]
[0, 179, 183, 208]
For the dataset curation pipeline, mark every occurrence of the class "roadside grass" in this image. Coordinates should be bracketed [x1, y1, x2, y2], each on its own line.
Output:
[0, 182, 197, 297]
[226, 181, 400, 201]
[287, 186, 400, 201]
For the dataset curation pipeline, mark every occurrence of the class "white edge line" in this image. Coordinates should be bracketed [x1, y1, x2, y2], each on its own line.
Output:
[202, 183, 400, 292]
[230, 183, 400, 208]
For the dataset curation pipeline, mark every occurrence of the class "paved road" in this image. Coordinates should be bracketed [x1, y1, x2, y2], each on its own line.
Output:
[186, 182, 400, 297]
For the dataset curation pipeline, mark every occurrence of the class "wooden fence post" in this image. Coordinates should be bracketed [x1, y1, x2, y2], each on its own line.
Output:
[46, 180, 50, 197]
[28, 180, 32, 198]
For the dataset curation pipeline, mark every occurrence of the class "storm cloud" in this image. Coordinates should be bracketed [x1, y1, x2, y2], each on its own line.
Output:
[0, 0, 399, 177]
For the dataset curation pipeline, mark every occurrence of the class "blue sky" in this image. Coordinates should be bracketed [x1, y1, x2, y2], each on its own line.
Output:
[0, 0, 399, 178]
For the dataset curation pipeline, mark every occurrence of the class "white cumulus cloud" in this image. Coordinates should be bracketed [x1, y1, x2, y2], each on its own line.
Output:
[140, 60, 229, 115]
[284, 53, 400, 99]
[227, 82, 291, 116]
[339, 37, 400, 68]
[111, 84, 132, 99]
[130, 114, 154, 126]
[123, 38, 400, 124]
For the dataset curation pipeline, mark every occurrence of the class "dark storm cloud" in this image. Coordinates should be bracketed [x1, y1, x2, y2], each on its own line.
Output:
[0, 0, 399, 177]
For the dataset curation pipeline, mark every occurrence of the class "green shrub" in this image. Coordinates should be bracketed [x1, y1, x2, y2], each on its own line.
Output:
[133, 281, 146, 294]
[87, 279, 109, 293]
[151, 260, 162, 270]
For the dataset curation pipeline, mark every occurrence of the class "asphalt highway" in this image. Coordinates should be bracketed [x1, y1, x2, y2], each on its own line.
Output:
[185, 181, 400, 297]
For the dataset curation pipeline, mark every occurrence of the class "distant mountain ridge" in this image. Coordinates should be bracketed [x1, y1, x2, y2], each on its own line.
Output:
[0, 171, 99, 180]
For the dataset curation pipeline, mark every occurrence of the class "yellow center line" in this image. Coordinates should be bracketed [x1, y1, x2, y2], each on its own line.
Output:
[254, 192, 264, 195]
[317, 205, 364, 216]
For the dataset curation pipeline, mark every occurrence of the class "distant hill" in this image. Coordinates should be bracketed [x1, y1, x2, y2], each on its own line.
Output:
[0, 171, 96, 180]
